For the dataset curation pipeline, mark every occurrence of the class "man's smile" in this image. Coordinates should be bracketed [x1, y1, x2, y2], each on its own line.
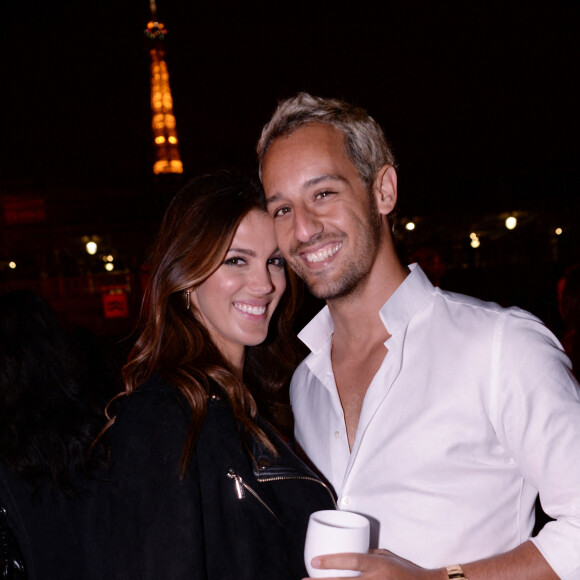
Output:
[301, 242, 343, 264]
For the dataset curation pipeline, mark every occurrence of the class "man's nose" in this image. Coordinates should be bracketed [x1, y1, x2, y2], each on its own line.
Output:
[293, 206, 323, 242]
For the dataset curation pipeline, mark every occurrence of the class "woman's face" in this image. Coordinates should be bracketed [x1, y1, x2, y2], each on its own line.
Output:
[191, 209, 287, 367]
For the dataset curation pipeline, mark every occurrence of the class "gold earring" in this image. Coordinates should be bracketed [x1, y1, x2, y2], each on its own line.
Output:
[185, 289, 191, 310]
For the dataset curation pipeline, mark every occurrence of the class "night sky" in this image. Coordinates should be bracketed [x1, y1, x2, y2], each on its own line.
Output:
[2, 1, 579, 216]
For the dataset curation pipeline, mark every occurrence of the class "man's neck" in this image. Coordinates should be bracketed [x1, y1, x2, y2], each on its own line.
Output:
[328, 256, 409, 348]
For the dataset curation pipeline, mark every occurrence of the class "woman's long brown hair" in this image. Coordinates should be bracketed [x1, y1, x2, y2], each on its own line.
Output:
[103, 171, 303, 477]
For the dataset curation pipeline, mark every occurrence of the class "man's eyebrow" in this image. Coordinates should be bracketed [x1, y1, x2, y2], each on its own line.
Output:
[265, 174, 347, 207]
[265, 193, 283, 208]
[305, 174, 347, 188]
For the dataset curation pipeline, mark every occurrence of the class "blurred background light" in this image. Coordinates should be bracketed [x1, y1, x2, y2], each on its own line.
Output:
[86, 241, 98, 255]
[505, 216, 517, 230]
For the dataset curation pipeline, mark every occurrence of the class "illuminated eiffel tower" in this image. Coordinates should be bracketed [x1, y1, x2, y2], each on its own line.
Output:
[145, 1, 183, 175]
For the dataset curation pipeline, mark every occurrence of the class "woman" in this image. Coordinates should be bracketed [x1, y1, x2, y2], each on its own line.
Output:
[105, 171, 336, 579]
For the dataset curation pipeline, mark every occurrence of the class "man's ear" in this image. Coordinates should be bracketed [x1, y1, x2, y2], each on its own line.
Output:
[373, 165, 398, 216]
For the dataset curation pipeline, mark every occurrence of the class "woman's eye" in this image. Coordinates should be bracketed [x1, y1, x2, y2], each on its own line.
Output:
[224, 257, 245, 266]
[315, 190, 332, 199]
[268, 256, 285, 268]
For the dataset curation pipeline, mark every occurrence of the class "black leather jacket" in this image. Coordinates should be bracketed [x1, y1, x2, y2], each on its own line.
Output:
[107, 373, 336, 580]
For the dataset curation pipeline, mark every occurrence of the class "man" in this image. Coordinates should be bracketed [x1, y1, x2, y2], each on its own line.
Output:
[257, 93, 580, 579]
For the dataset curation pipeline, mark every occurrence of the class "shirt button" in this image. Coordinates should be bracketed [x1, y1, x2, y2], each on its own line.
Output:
[341, 496, 351, 506]
[334, 431, 341, 439]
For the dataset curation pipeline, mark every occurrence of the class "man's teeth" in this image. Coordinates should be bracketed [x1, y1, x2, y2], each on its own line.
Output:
[235, 303, 266, 315]
[305, 243, 342, 263]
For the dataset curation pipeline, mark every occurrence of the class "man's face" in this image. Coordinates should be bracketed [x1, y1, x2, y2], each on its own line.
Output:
[261, 123, 382, 301]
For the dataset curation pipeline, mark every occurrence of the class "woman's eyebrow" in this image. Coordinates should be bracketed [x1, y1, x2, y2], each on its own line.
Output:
[226, 248, 256, 257]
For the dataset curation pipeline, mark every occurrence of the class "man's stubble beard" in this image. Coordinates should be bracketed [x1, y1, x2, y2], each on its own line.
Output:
[289, 197, 383, 302]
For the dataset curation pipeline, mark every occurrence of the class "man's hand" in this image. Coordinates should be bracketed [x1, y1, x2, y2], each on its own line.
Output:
[305, 549, 446, 579]
[304, 541, 559, 579]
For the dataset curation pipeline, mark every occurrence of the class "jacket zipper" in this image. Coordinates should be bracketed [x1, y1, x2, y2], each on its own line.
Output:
[257, 474, 337, 509]
[227, 469, 283, 525]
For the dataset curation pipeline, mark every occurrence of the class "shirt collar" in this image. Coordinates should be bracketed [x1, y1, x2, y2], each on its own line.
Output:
[298, 263, 435, 352]
[379, 263, 434, 338]
[298, 303, 334, 354]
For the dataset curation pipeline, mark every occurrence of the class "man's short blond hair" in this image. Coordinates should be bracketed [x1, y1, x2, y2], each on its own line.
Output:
[257, 92, 397, 192]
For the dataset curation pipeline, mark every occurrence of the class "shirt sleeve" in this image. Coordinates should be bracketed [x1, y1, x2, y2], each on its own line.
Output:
[107, 386, 207, 580]
[492, 309, 580, 579]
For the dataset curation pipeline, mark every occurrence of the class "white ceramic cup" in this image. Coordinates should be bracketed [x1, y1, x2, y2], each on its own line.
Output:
[304, 509, 370, 578]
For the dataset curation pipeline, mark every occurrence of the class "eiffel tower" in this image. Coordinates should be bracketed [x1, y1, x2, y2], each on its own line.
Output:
[145, 1, 183, 175]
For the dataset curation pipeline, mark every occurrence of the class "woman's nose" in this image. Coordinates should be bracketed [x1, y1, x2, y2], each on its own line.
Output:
[249, 267, 275, 295]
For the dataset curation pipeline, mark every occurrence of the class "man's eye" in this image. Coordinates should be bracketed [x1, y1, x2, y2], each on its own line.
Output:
[315, 191, 332, 199]
[274, 206, 291, 218]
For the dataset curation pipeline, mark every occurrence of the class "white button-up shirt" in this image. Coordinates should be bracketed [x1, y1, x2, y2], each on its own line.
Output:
[291, 264, 580, 578]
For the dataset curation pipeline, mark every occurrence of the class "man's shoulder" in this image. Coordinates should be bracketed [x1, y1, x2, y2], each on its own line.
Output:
[433, 288, 558, 356]
[436, 287, 539, 322]
[436, 287, 501, 310]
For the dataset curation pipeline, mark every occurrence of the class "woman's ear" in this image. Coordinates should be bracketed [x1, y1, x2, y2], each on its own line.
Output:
[373, 165, 398, 216]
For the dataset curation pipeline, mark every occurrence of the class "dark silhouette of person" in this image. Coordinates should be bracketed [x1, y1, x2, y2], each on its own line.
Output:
[558, 264, 580, 378]
[0, 289, 108, 579]
[409, 246, 446, 287]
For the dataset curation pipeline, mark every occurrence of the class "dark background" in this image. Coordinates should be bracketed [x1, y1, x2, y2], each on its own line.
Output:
[3, 2, 578, 189]
[1, 1, 579, 337]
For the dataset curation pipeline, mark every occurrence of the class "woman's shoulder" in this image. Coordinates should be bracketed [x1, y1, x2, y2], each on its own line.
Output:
[133, 372, 176, 396]
[109, 373, 190, 435]
[119, 372, 183, 405]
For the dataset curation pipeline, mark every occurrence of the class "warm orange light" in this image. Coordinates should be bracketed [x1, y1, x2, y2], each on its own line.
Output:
[153, 160, 168, 174]
[149, 35, 183, 175]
